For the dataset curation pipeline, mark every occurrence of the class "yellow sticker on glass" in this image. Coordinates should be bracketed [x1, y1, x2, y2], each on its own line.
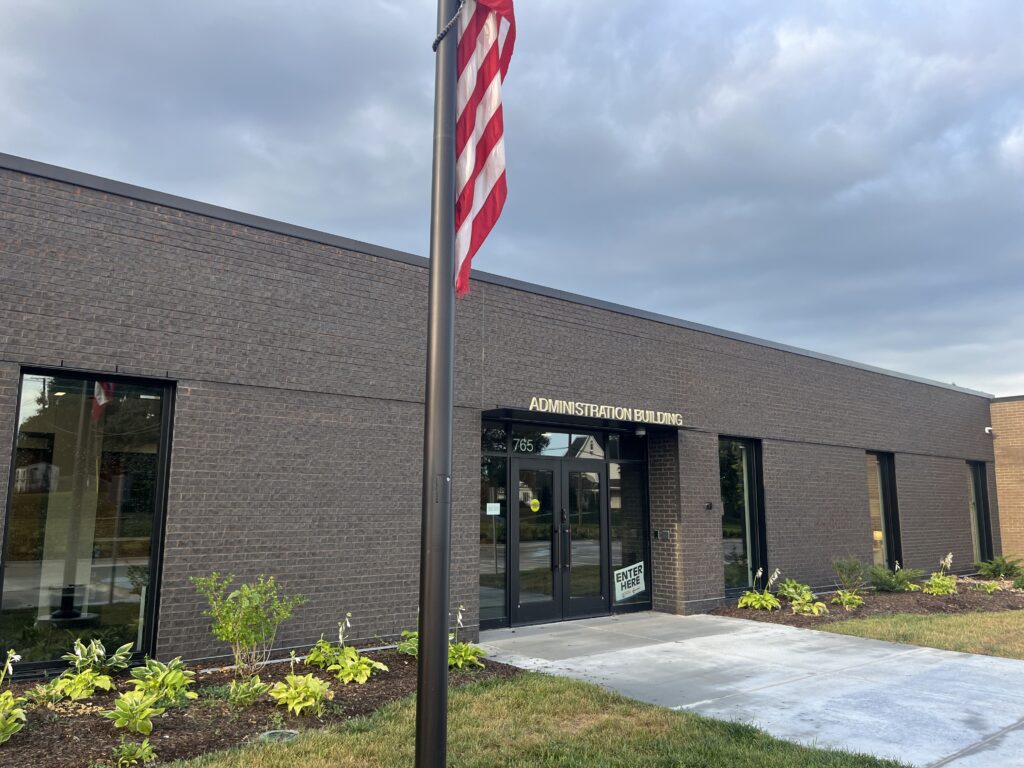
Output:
[530, 498, 541, 513]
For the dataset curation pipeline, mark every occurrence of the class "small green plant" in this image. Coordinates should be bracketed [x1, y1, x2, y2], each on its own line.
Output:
[776, 578, 813, 602]
[24, 679, 64, 706]
[447, 605, 485, 670]
[830, 590, 865, 610]
[832, 558, 868, 593]
[111, 736, 157, 767]
[790, 592, 829, 616]
[103, 690, 166, 736]
[976, 556, 1022, 579]
[268, 656, 333, 717]
[305, 614, 352, 670]
[328, 646, 389, 684]
[0, 651, 27, 745]
[62, 638, 134, 675]
[1013, 574, 1024, 591]
[973, 580, 1001, 595]
[191, 572, 307, 677]
[128, 657, 198, 705]
[227, 675, 271, 708]
[396, 630, 419, 657]
[737, 568, 782, 611]
[923, 553, 958, 596]
[869, 563, 923, 592]
[52, 668, 115, 701]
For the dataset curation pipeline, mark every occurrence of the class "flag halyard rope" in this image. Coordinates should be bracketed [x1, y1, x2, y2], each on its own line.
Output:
[432, 0, 465, 51]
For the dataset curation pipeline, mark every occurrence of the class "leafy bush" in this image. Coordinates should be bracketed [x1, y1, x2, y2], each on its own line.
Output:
[976, 556, 1022, 579]
[832, 558, 868, 593]
[869, 564, 923, 592]
[776, 579, 813, 602]
[973, 580, 1001, 595]
[1014, 574, 1024, 591]
[305, 614, 353, 670]
[328, 647, 389, 685]
[191, 572, 307, 677]
[737, 568, 782, 611]
[830, 590, 864, 611]
[227, 675, 271, 708]
[0, 650, 26, 745]
[112, 736, 157, 767]
[62, 638, 133, 675]
[103, 691, 166, 736]
[52, 669, 115, 701]
[268, 674, 333, 717]
[128, 657, 198, 706]
[790, 593, 829, 616]
[923, 553, 958, 596]
[396, 630, 419, 657]
[448, 643, 486, 669]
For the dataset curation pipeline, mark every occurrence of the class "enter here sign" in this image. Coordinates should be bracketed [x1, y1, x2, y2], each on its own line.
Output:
[613, 561, 645, 602]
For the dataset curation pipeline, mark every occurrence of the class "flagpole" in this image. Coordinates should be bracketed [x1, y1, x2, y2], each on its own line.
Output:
[416, 1, 459, 766]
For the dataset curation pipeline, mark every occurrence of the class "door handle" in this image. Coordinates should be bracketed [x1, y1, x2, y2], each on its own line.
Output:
[551, 525, 560, 571]
[564, 527, 572, 570]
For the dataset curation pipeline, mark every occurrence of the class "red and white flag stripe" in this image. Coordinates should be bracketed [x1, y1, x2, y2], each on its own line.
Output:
[454, 0, 515, 297]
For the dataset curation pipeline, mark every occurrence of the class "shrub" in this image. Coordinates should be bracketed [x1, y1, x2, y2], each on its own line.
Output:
[1014, 574, 1024, 591]
[737, 568, 782, 611]
[0, 650, 26, 745]
[869, 563, 923, 592]
[128, 657, 198, 706]
[776, 579, 813, 602]
[191, 572, 307, 677]
[830, 590, 865, 611]
[227, 675, 271, 708]
[790, 593, 829, 616]
[328, 647, 389, 685]
[923, 553, 958, 596]
[112, 736, 157, 767]
[103, 691, 166, 736]
[976, 556, 1022, 579]
[973, 581, 1001, 595]
[62, 638, 133, 675]
[832, 558, 868, 594]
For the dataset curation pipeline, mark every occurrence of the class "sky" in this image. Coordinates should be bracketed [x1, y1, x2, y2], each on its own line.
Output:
[1, 1, 1022, 395]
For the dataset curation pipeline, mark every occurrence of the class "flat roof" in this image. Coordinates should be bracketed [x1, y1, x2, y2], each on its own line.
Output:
[0, 151, 994, 400]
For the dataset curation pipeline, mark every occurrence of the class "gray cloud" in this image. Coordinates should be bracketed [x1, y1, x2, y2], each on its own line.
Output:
[1, 0, 1022, 394]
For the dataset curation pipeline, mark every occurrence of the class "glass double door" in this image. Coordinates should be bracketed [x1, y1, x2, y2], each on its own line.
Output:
[512, 458, 609, 624]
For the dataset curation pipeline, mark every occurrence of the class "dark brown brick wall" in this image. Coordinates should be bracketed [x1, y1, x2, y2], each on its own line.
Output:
[0, 165, 1001, 661]
[897, 454, 975, 574]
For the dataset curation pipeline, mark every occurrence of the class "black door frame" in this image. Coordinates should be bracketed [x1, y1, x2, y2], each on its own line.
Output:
[509, 456, 609, 625]
[968, 461, 994, 562]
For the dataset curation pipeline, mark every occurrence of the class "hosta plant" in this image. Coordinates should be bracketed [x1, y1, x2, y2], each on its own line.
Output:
[305, 614, 352, 670]
[268, 673, 333, 717]
[52, 669, 115, 701]
[973, 580, 1001, 595]
[62, 638, 134, 675]
[112, 736, 157, 767]
[447, 605, 485, 670]
[227, 675, 271, 708]
[396, 630, 420, 657]
[103, 690, 166, 736]
[790, 593, 829, 616]
[869, 563, 923, 593]
[737, 568, 782, 611]
[0, 650, 27, 745]
[776, 578, 813, 602]
[923, 553, 958, 596]
[128, 657, 197, 705]
[976, 556, 1022, 579]
[328, 646, 389, 685]
[830, 589, 865, 611]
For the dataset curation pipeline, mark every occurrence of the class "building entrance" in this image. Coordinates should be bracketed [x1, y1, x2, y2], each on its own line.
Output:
[479, 419, 652, 630]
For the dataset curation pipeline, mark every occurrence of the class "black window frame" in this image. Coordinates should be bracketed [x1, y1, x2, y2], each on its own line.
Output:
[719, 436, 768, 595]
[866, 451, 903, 569]
[967, 460, 994, 563]
[1, 366, 175, 676]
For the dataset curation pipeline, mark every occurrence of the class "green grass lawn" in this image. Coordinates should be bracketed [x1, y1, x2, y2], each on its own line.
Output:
[825, 610, 1024, 660]
[169, 673, 906, 768]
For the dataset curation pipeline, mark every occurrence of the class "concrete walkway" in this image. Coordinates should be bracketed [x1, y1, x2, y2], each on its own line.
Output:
[480, 612, 1024, 767]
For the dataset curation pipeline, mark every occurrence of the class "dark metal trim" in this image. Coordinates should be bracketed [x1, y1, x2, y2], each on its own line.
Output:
[870, 451, 903, 567]
[718, 435, 769, 589]
[0, 151, 994, 400]
[969, 461, 994, 561]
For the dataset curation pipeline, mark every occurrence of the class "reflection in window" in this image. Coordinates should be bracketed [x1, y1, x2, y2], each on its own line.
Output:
[510, 428, 604, 459]
[720, 440, 753, 589]
[609, 462, 648, 604]
[866, 453, 889, 568]
[1, 373, 169, 663]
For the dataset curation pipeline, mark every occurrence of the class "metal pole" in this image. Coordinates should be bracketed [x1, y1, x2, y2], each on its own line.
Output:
[415, 1, 459, 766]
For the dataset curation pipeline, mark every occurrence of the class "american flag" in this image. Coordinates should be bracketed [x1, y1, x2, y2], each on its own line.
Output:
[454, 0, 516, 296]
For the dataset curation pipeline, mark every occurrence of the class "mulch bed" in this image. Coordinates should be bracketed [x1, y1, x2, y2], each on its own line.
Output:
[711, 578, 1024, 629]
[3, 651, 521, 768]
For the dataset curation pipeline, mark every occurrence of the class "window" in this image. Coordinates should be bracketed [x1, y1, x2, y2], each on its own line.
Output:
[1, 371, 172, 666]
[719, 438, 766, 590]
[966, 461, 993, 563]
[866, 452, 901, 568]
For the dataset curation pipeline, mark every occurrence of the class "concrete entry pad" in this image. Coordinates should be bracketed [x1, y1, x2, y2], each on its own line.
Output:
[480, 612, 1024, 767]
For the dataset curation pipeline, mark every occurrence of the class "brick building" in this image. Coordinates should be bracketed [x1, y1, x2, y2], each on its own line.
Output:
[992, 398, 1024, 560]
[0, 153, 1006, 670]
